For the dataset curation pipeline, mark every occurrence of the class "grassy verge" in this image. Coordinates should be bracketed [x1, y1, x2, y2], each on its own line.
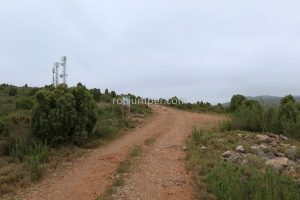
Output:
[186, 129, 300, 200]
[98, 146, 143, 200]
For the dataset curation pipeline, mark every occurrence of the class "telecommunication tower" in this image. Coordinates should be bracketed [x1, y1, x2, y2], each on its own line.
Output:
[60, 56, 67, 85]
[52, 66, 55, 86]
[51, 56, 68, 87]
[54, 62, 60, 86]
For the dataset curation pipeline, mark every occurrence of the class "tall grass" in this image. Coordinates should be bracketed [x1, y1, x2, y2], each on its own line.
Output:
[207, 161, 300, 200]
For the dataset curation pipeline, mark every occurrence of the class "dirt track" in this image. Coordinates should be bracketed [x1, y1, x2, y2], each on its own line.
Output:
[22, 106, 224, 200]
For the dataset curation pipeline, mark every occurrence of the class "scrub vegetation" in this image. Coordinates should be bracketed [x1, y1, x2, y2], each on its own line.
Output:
[187, 94, 300, 200]
[0, 83, 151, 197]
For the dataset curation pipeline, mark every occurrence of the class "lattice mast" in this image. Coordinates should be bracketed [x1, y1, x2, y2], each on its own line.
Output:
[54, 62, 60, 86]
[60, 56, 67, 86]
[52, 66, 55, 86]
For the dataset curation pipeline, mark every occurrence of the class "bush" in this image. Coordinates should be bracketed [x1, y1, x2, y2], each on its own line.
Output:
[10, 139, 48, 162]
[15, 98, 34, 110]
[0, 103, 15, 116]
[8, 110, 30, 125]
[230, 94, 246, 112]
[28, 155, 42, 181]
[0, 118, 10, 136]
[90, 88, 101, 102]
[227, 95, 300, 138]
[231, 100, 263, 132]
[31, 83, 97, 146]
[207, 162, 300, 200]
[8, 88, 17, 96]
[219, 120, 232, 132]
[261, 107, 279, 133]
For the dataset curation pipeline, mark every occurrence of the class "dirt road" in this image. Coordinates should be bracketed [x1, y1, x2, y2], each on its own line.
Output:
[22, 106, 224, 200]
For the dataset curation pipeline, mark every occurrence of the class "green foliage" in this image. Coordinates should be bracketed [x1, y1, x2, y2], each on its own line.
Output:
[231, 100, 263, 132]
[8, 110, 30, 125]
[230, 94, 246, 112]
[228, 95, 300, 138]
[8, 87, 17, 96]
[261, 107, 279, 133]
[27, 146, 48, 181]
[280, 95, 296, 105]
[10, 139, 48, 162]
[0, 118, 10, 136]
[15, 97, 34, 110]
[130, 104, 152, 115]
[90, 88, 101, 102]
[207, 162, 300, 200]
[219, 120, 233, 132]
[31, 83, 97, 146]
[111, 91, 117, 98]
[168, 98, 225, 113]
[28, 155, 42, 181]
[0, 102, 15, 116]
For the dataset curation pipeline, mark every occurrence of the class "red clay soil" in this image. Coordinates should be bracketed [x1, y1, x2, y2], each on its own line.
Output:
[20, 105, 224, 200]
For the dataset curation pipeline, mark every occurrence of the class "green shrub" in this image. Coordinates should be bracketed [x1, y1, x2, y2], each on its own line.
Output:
[8, 110, 30, 125]
[0, 118, 10, 136]
[31, 83, 97, 146]
[28, 155, 42, 181]
[90, 88, 101, 102]
[219, 120, 232, 132]
[8, 88, 17, 96]
[262, 107, 279, 133]
[230, 94, 246, 112]
[0, 103, 15, 116]
[130, 104, 151, 115]
[231, 100, 263, 132]
[15, 97, 34, 110]
[207, 161, 300, 200]
[10, 139, 48, 162]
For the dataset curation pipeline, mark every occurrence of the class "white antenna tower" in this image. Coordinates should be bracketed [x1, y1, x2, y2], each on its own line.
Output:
[54, 62, 60, 87]
[52, 66, 55, 86]
[60, 56, 67, 86]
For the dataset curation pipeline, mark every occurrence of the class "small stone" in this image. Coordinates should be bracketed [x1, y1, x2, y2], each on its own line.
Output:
[270, 141, 278, 147]
[260, 152, 275, 160]
[250, 146, 264, 156]
[259, 144, 268, 149]
[256, 134, 272, 143]
[265, 157, 290, 172]
[182, 146, 187, 151]
[279, 135, 289, 141]
[227, 153, 241, 162]
[201, 146, 208, 149]
[236, 145, 245, 153]
[237, 134, 243, 137]
[241, 159, 248, 165]
[222, 151, 233, 158]
[285, 148, 298, 161]
[275, 152, 286, 157]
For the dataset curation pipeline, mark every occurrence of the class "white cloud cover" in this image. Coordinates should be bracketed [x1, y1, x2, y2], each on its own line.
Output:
[1, 0, 300, 103]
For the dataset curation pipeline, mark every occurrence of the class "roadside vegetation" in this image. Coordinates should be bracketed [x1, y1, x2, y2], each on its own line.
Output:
[167, 96, 226, 113]
[187, 94, 300, 200]
[0, 83, 151, 197]
[220, 94, 300, 138]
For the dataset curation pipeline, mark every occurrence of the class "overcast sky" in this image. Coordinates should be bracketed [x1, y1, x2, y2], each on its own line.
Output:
[0, 0, 300, 103]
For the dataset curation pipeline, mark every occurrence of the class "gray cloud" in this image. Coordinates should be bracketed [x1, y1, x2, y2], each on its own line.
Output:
[1, 0, 300, 103]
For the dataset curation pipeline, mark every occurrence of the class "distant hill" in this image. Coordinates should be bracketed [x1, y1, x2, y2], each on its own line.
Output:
[223, 95, 300, 107]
